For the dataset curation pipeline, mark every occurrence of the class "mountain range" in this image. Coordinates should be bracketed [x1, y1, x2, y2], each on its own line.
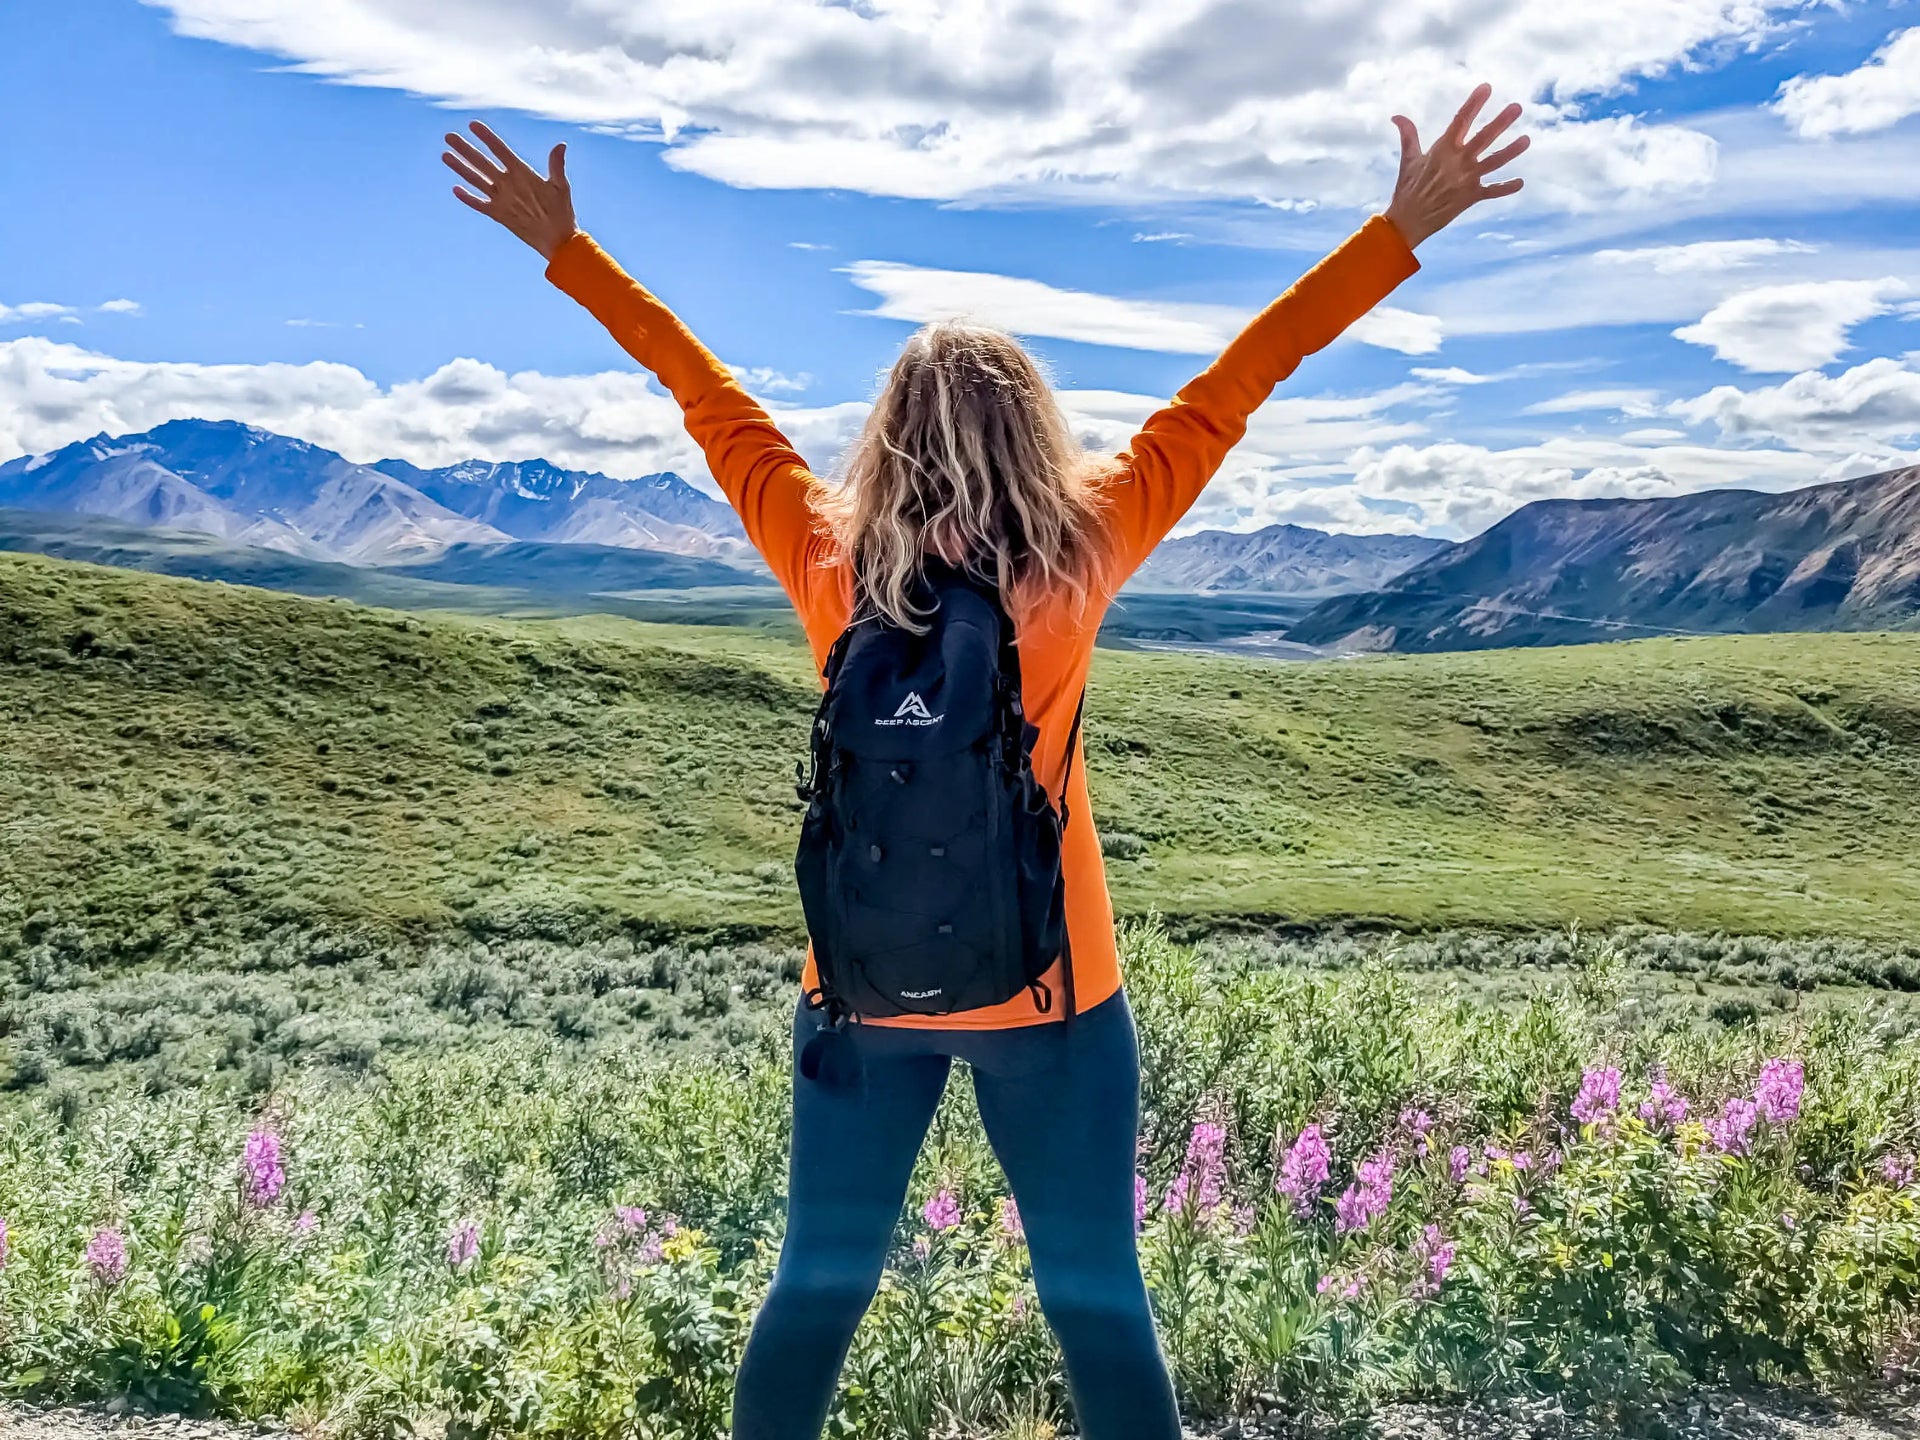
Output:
[1131, 521, 1449, 595]
[0, 420, 1437, 596]
[1288, 464, 1920, 652]
[0, 420, 748, 566]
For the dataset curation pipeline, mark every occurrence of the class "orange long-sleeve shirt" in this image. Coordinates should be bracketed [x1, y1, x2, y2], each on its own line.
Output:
[547, 216, 1419, 1028]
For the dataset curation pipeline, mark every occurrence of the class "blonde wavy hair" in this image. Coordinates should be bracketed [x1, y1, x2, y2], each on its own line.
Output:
[817, 322, 1114, 632]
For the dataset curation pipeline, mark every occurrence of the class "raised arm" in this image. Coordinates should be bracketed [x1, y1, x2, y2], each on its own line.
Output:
[1104, 84, 1528, 579]
[441, 121, 827, 609]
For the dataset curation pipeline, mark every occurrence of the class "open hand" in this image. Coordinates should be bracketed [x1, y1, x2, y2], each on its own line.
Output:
[1384, 84, 1529, 249]
[443, 121, 577, 261]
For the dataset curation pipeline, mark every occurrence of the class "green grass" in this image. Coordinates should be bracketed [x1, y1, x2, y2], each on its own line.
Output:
[6, 550, 1920, 978]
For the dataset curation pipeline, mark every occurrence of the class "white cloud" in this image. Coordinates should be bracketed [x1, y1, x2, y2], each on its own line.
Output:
[1132, 232, 1195, 244]
[1671, 355, 1920, 451]
[1591, 238, 1816, 273]
[1673, 278, 1909, 371]
[97, 299, 143, 316]
[787, 241, 831, 252]
[141, 0, 1807, 211]
[1774, 26, 1920, 139]
[0, 335, 867, 492]
[1523, 388, 1662, 416]
[1411, 366, 1497, 385]
[0, 302, 79, 324]
[841, 259, 1440, 355]
[727, 364, 811, 395]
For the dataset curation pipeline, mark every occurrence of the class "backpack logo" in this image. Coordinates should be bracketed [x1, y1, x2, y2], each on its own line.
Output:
[876, 690, 941, 727]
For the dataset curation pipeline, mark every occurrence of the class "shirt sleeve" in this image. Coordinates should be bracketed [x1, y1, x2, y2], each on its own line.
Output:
[545, 232, 830, 615]
[1102, 214, 1421, 579]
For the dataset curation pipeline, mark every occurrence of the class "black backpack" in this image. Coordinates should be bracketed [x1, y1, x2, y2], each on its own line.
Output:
[793, 561, 1083, 1080]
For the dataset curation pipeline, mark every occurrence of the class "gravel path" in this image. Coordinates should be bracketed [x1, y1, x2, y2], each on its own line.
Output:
[4, 1392, 1915, 1440]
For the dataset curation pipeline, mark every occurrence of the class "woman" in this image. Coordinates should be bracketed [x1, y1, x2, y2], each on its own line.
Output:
[443, 85, 1525, 1439]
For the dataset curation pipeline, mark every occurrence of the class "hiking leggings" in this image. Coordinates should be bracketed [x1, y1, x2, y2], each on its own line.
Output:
[730, 987, 1181, 1439]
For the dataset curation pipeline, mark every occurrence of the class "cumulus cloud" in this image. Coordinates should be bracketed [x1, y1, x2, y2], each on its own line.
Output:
[841, 260, 1441, 355]
[1774, 26, 1920, 139]
[141, 0, 1800, 211]
[1673, 278, 1910, 371]
[1591, 238, 1817, 273]
[0, 335, 869, 489]
[1, 302, 80, 325]
[97, 299, 143, 316]
[1671, 355, 1920, 451]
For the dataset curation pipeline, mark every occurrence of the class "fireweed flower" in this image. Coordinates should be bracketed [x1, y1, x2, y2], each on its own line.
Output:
[1400, 1107, 1435, 1157]
[923, 1189, 961, 1232]
[86, 1226, 128, 1286]
[1334, 1151, 1394, 1236]
[293, 1210, 318, 1236]
[1411, 1224, 1456, 1300]
[1277, 1123, 1332, 1216]
[1639, 1071, 1690, 1128]
[1167, 1120, 1228, 1218]
[1881, 1154, 1917, 1188]
[1707, 1097, 1760, 1156]
[998, 1195, 1024, 1244]
[1754, 1059, 1805, 1125]
[241, 1130, 285, 1207]
[1449, 1145, 1472, 1184]
[1571, 1067, 1622, 1126]
[446, 1219, 481, 1270]
[1134, 1173, 1148, 1233]
[911, 1235, 932, 1262]
[1232, 1204, 1257, 1236]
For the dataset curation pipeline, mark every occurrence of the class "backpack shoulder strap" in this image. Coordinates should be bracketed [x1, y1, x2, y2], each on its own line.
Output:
[1056, 688, 1087, 828]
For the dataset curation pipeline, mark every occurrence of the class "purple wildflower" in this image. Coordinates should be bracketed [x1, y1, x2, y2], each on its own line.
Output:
[241, 1130, 285, 1208]
[1315, 1273, 1334, 1295]
[1754, 1059, 1805, 1126]
[1707, 1097, 1760, 1156]
[1638, 1070, 1690, 1128]
[910, 1234, 931, 1262]
[293, 1209, 318, 1236]
[1571, 1067, 1622, 1126]
[1231, 1203, 1258, 1235]
[1334, 1150, 1394, 1236]
[1400, 1108, 1435, 1158]
[1276, 1123, 1332, 1216]
[998, 1195, 1024, 1244]
[1411, 1224, 1456, 1300]
[86, 1226, 128, 1286]
[1881, 1154, 1916, 1189]
[923, 1189, 961, 1232]
[1449, 1145, 1472, 1184]
[446, 1219, 480, 1270]
[1134, 1173, 1148, 1233]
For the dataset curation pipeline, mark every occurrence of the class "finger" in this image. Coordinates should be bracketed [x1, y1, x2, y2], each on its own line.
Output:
[1476, 134, 1529, 175]
[468, 119, 529, 174]
[1478, 176, 1524, 200]
[1391, 114, 1420, 171]
[1446, 82, 1493, 145]
[446, 131, 505, 183]
[452, 186, 492, 214]
[1465, 102, 1522, 160]
[548, 142, 568, 186]
[442, 151, 497, 194]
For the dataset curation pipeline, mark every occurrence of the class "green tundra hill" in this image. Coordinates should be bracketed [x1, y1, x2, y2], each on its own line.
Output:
[5, 549, 1920, 974]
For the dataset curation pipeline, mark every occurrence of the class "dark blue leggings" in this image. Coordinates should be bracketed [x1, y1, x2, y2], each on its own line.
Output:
[731, 988, 1181, 1439]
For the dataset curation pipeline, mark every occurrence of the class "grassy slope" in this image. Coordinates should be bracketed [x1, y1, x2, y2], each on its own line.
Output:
[5, 550, 1920, 967]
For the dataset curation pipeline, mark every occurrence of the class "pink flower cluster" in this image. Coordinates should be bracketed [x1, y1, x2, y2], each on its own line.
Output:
[446, 1219, 481, 1270]
[923, 1189, 961, 1231]
[594, 1205, 678, 1295]
[1334, 1151, 1395, 1236]
[1880, 1154, 1916, 1189]
[998, 1195, 1024, 1245]
[1411, 1224, 1456, 1300]
[1276, 1123, 1331, 1217]
[1165, 1120, 1228, 1222]
[1707, 1058, 1806, 1156]
[1134, 1173, 1148, 1234]
[1571, 1067, 1622, 1126]
[86, 1226, 127, 1286]
[242, 1130, 285, 1208]
[1400, 1107, 1436, 1158]
[1449, 1145, 1473, 1184]
[1638, 1071, 1690, 1128]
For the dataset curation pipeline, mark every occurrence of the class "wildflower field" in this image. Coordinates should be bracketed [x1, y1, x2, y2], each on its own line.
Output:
[4, 923, 1917, 1437]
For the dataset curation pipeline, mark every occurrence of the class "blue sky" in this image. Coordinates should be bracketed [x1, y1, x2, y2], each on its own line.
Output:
[5, 0, 1920, 538]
